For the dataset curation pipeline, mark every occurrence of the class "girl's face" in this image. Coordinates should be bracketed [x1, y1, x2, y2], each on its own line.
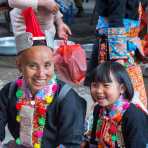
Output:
[90, 72, 125, 108]
[16, 46, 54, 95]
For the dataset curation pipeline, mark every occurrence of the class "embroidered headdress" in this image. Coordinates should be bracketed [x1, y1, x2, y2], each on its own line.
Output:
[15, 7, 54, 54]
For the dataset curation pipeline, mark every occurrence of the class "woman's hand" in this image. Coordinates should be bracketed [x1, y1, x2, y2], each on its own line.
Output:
[57, 23, 72, 40]
[80, 141, 89, 148]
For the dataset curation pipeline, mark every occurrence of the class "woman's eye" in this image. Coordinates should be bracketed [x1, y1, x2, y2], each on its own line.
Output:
[45, 63, 51, 68]
[28, 64, 38, 69]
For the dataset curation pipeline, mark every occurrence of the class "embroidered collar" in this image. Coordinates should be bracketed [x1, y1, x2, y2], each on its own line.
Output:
[15, 75, 58, 147]
[107, 95, 130, 120]
[96, 96, 130, 147]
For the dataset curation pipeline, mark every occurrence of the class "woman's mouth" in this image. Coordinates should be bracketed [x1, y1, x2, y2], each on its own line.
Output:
[33, 79, 47, 86]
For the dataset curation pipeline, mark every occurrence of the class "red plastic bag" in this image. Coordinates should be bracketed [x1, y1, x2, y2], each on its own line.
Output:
[54, 42, 87, 84]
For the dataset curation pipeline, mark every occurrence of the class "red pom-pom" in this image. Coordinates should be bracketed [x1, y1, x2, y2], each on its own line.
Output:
[16, 79, 23, 87]
[122, 103, 130, 110]
[16, 102, 22, 110]
[38, 107, 47, 115]
[52, 84, 58, 93]
[109, 124, 117, 134]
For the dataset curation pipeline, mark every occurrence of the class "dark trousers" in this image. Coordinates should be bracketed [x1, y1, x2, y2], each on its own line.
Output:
[74, 0, 83, 9]
[84, 39, 99, 86]
[84, 33, 109, 86]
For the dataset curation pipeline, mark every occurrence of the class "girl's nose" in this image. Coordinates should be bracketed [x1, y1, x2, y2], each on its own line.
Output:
[96, 85, 104, 94]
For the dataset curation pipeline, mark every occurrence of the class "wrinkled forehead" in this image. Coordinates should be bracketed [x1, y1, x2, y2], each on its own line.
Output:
[17, 45, 53, 62]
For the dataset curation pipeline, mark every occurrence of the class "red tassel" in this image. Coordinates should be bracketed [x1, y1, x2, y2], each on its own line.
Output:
[21, 7, 44, 37]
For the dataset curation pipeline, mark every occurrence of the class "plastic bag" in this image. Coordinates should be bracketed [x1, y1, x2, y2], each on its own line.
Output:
[54, 42, 87, 84]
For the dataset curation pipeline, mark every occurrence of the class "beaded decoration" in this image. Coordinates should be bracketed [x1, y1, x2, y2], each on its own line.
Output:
[15, 75, 58, 148]
[96, 96, 130, 148]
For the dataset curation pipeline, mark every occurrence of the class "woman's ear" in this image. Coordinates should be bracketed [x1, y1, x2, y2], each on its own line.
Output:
[120, 84, 126, 95]
[16, 56, 22, 73]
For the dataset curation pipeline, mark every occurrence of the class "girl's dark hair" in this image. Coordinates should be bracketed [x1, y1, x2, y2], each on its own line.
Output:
[90, 61, 134, 101]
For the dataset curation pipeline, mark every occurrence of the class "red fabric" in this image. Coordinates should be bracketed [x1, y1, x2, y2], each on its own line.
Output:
[22, 7, 44, 37]
[140, 7, 147, 30]
[127, 65, 147, 107]
[139, 6, 148, 56]
[54, 43, 87, 84]
[141, 34, 148, 56]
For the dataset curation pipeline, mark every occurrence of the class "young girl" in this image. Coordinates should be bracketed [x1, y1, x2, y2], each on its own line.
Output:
[86, 61, 148, 148]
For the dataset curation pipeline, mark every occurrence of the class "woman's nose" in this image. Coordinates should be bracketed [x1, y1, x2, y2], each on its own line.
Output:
[36, 67, 47, 77]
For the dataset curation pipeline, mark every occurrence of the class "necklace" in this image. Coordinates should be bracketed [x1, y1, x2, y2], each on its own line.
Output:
[15, 75, 58, 148]
[96, 96, 130, 148]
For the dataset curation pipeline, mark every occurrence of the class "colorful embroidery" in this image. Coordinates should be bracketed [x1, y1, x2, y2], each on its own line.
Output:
[127, 65, 147, 107]
[96, 96, 130, 148]
[15, 75, 58, 147]
[96, 16, 142, 64]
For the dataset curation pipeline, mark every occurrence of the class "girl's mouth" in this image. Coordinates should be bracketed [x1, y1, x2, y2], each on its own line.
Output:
[97, 96, 105, 103]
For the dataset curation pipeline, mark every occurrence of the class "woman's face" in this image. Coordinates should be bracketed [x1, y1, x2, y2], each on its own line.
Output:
[16, 46, 54, 95]
[90, 72, 125, 108]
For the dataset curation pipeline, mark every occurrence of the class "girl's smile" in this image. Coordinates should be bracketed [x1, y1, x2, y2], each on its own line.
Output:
[91, 72, 125, 108]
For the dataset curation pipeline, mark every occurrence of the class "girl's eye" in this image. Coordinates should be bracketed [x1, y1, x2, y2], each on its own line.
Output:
[91, 82, 97, 87]
[104, 83, 110, 87]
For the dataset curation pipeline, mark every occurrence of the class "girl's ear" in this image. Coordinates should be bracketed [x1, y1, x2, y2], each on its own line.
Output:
[120, 84, 126, 95]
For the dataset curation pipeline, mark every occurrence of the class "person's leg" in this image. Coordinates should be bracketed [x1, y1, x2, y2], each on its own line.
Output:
[74, 0, 83, 9]
[84, 39, 99, 86]
[74, 0, 83, 17]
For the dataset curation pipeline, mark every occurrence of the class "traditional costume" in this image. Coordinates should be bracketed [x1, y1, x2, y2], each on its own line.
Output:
[0, 7, 86, 148]
[89, 96, 148, 148]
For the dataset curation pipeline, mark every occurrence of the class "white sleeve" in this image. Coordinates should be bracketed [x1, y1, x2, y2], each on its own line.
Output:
[8, 0, 38, 10]
[10, 9, 26, 36]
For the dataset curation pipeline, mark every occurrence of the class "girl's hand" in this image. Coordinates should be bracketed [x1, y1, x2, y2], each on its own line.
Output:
[57, 23, 72, 40]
